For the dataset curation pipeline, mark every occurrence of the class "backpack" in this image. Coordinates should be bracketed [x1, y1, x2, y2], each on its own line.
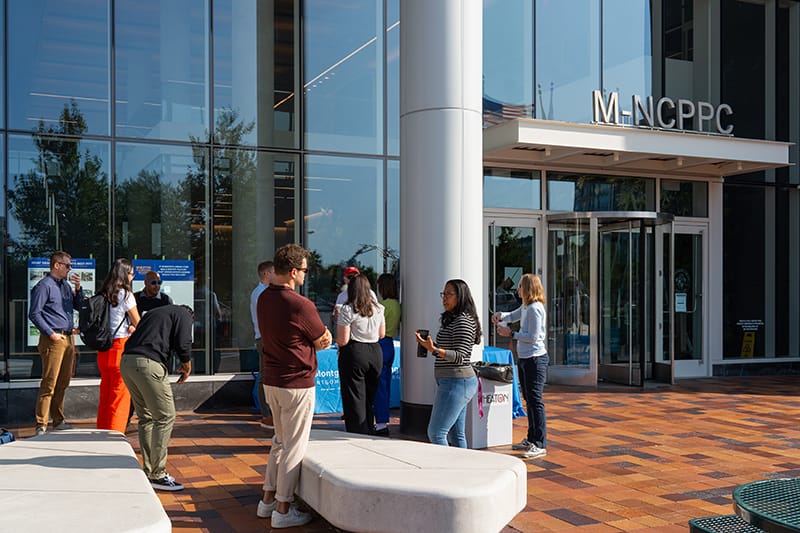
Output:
[0, 428, 14, 445]
[78, 293, 125, 351]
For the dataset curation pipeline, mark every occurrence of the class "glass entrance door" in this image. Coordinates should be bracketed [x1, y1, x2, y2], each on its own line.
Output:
[485, 217, 540, 349]
[656, 224, 706, 378]
[545, 212, 675, 386]
[597, 220, 650, 386]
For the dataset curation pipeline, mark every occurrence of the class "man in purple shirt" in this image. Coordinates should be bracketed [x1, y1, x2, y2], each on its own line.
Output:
[28, 251, 84, 435]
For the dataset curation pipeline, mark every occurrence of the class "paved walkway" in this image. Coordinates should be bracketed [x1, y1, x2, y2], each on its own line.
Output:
[8, 376, 800, 532]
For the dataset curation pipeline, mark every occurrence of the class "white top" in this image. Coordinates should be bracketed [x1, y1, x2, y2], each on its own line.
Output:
[250, 282, 268, 340]
[109, 289, 136, 339]
[338, 302, 385, 343]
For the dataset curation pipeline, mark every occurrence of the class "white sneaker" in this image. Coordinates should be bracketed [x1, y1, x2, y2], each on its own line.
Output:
[271, 505, 313, 528]
[522, 444, 547, 459]
[257, 499, 278, 518]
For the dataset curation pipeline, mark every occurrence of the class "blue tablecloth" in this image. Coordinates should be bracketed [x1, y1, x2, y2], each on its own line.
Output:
[482, 346, 526, 418]
[315, 343, 401, 415]
[312, 343, 524, 418]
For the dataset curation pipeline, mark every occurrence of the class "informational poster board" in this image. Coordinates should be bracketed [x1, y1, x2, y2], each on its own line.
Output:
[27, 257, 96, 346]
[132, 259, 195, 308]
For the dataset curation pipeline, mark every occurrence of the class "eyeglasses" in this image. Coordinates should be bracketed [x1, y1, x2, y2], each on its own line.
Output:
[57, 261, 72, 269]
[439, 291, 456, 298]
[147, 280, 163, 286]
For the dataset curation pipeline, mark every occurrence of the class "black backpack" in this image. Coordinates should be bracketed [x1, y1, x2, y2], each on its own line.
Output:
[78, 293, 125, 351]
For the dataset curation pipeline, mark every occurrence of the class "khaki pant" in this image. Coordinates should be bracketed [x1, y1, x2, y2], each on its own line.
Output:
[36, 335, 75, 428]
[120, 354, 175, 480]
[256, 338, 271, 418]
[262, 386, 315, 503]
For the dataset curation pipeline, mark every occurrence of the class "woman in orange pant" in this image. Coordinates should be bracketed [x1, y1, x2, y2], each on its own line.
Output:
[96, 258, 140, 433]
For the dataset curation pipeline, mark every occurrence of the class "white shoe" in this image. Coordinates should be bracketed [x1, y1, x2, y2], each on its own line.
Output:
[522, 444, 547, 459]
[271, 505, 313, 528]
[257, 499, 278, 518]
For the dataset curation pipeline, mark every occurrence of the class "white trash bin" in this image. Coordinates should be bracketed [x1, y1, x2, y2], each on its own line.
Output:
[466, 378, 513, 449]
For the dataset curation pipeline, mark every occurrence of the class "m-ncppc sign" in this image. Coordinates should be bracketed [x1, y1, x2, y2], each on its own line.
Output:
[592, 90, 734, 135]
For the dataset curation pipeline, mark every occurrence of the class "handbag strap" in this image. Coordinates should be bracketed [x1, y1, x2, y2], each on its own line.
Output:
[476, 376, 484, 418]
[109, 302, 127, 337]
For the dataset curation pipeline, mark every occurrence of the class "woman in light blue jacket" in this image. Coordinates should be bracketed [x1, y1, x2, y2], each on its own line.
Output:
[492, 273, 548, 459]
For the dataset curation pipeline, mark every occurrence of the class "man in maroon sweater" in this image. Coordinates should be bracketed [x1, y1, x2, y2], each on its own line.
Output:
[255, 244, 332, 529]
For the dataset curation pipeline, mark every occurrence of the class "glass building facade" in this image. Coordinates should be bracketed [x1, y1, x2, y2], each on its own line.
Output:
[1, 0, 798, 384]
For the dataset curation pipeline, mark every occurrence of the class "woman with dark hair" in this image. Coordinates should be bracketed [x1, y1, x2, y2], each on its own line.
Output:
[96, 258, 140, 433]
[374, 273, 400, 436]
[415, 279, 481, 447]
[337, 274, 385, 434]
[493, 273, 548, 459]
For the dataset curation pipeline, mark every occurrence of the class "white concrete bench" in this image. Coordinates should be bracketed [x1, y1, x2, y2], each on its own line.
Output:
[298, 429, 527, 533]
[0, 429, 170, 533]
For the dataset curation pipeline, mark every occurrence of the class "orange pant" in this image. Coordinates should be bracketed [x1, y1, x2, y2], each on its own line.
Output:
[96, 337, 131, 433]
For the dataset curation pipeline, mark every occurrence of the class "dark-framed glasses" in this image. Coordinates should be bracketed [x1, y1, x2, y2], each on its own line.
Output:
[57, 261, 72, 269]
[147, 280, 163, 286]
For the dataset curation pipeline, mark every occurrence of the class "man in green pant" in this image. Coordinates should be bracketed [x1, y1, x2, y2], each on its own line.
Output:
[120, 304, 193, 491]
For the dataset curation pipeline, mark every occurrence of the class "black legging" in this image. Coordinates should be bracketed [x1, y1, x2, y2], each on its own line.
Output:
[338, 340, 382, 434]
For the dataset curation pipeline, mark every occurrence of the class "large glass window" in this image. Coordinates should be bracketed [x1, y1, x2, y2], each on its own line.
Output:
[211, 148, 298, 372]
[115, 142, 209, 371]
[484, 169, 541, 209]
[723, 184, 765, 358]
[213, 0, 298, 149]
[7, 134, 110, 376]
[721, 0, 765, 141]
[548, 172, 655, 212]
[0, 136, 5, 376]
[386, 0, 399, 155]
[115, 0, 210, 141]
[304, 0, 383, 153]
[387, 160, 400, 272]
[660, 180, 708, 217]
[304, 155, 384, 327]
[8, 0, 110, 135]
[603, 0, 652, 122]
[483, 0, 534, 126]
[535, 0, 600, 122]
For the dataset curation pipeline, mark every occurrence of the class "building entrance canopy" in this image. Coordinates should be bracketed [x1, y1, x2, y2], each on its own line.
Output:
[483, 119, 792, 178]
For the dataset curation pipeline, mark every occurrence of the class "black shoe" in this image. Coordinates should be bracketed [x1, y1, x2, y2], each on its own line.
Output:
[374, 427, 390, 437]
[150, 474, 184, 491]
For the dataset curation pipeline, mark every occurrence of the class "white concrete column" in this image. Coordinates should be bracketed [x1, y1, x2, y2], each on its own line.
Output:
[399, 0, 483, 434]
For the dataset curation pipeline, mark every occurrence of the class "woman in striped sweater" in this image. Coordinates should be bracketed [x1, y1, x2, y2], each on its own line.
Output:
[415, 279, 481, 447]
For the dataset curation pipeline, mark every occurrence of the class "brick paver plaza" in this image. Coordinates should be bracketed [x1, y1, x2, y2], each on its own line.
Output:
[10, 376, 800, 532]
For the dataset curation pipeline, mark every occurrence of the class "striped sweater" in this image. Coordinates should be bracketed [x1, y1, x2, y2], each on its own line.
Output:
[434, 313, 478, 379]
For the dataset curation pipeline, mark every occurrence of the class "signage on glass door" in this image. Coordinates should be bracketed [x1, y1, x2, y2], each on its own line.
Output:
[592, 90, 734, 135]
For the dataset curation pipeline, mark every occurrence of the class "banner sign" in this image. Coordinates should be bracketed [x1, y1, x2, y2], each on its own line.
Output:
[27, 257, 95, 346]
[132, 259, 195, 308]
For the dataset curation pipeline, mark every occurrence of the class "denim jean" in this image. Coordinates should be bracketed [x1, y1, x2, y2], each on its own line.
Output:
[518, 354, 548, 448]
[427, 375, 479, 447]
[373, 337, 396, 424]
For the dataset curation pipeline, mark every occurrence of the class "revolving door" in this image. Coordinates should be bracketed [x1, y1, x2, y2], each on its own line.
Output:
[546, 212, 675, 386]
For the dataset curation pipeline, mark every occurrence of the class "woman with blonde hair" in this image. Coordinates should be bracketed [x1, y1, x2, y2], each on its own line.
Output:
[96, 258, 140, 433]
[492, 273, 548, 459]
